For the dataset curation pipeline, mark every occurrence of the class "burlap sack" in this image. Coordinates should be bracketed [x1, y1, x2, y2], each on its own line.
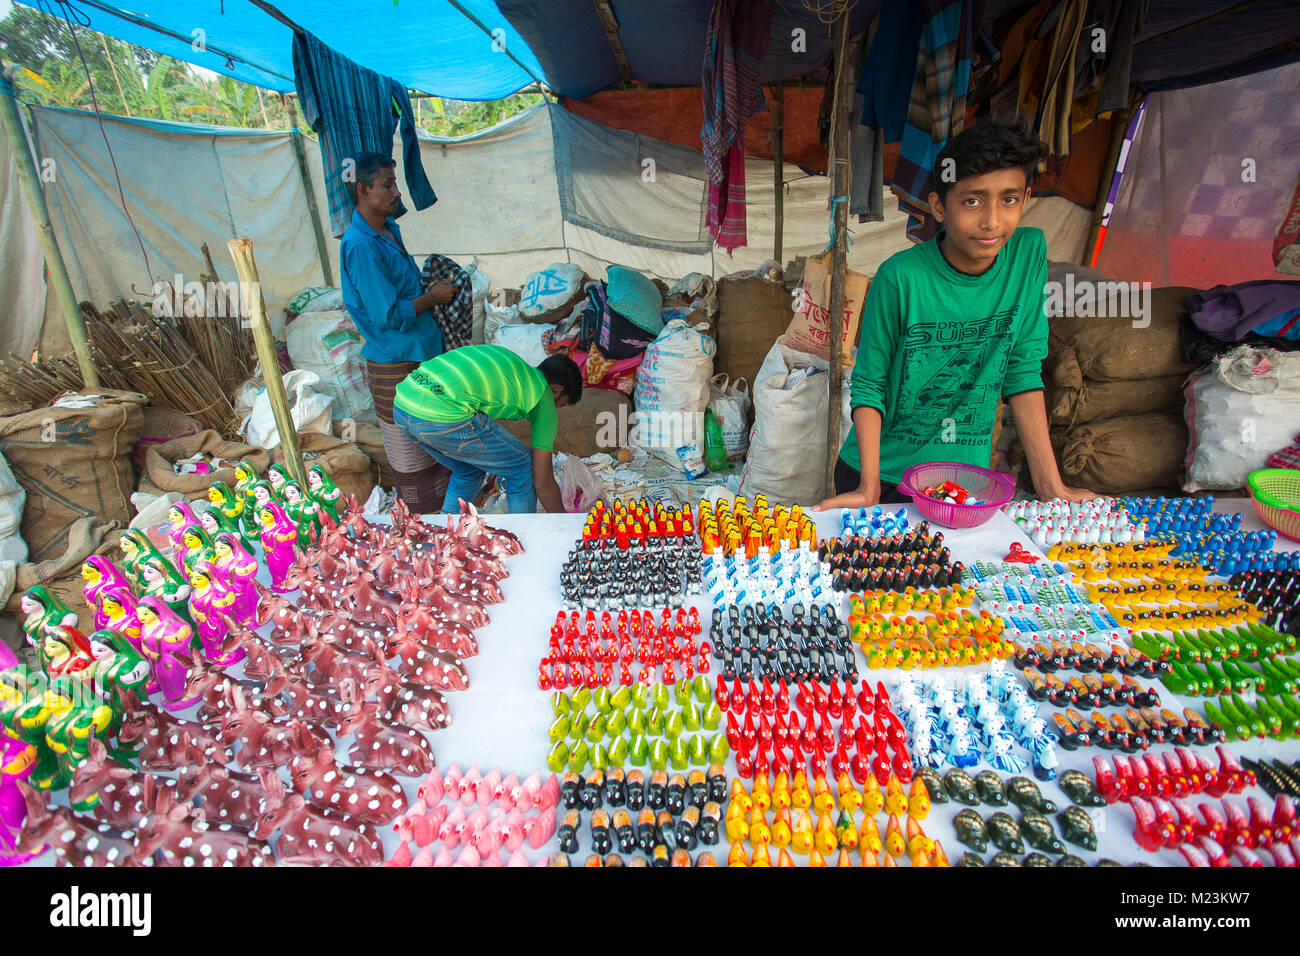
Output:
[131, 407, 200, 470]
[1057, 412, 1188, 494]
[715, 276, 796, 388]
[335, 419, 391, 492]
[138, 429, 270, 500]
[1047, 286, 1203, 384]
[2, 516, 121, 631]
[0, 390, 145, 562]
[1046, 351, 1187, 425]
[274, 432, 372, 503]
[502, 389, 633, 459]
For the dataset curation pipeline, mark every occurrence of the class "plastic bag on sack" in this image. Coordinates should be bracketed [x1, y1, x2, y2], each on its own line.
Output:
[494, 323, 553, 366]
[1183, 345, 1300, 491]
[557, 454, 602, 513]
[466, 258, 491, 344]
[519, 263, 586, 318]
[740, 336, 833, 506]
[284, 308, 376, 422]
[708, 373, 752, 460]
[243, 370, 335, 451]
[632, 319, 717, 469]
[485, 301, 522, 344]
[286, 286, 345, 315]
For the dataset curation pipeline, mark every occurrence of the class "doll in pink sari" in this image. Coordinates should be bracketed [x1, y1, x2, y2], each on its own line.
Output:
[211, 532, 259, 624]
[188, 562, 244, 666]
[257, 502, 300, 593]
[0, 644, 38, 866]
[80, 556, 135, 632]
[164, 501, 204, 566]
[135, 596, 200, 710]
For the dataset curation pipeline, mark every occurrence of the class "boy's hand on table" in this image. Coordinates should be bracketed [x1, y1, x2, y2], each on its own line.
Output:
[812, 479, 880, 512]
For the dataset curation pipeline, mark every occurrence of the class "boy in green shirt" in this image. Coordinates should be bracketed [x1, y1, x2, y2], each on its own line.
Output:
[393, 344, 582, 513]
[816, 122, 1092, 510]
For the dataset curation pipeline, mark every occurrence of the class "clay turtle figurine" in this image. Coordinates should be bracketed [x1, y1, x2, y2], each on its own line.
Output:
[1022, 852, 1053, 867]
[944, 768, 980, 806]
[1057, 805, 1099, 851]
[985, 811, 1025, 854]
[915, 767, 948, 805]
[1019, 810, 1066, 855]
[954, 852, 986, 867]
[988, 851, 1022, 866]
[1058, 768, 1106, 807]
[1055, 853, 1088, 867]
[953, 808, 988, 852]
[1006, 775, 1058, 814]
[975, 770, 1008, 806]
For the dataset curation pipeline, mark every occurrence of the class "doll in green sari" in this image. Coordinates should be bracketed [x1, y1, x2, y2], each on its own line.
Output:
[306, 465, 343, 522]
[208, 480, 256, 551]
[280, 480, 321, 550]
[139, 555, 193, 625]
[233, 460, 264, 536]
[18, 587, 79, 667]
[177, 523, 219, 577]
[41, 673, 115, 798]
[86, 628, 151, 714]
[118, 528, 169, 588]
[266, 463, 292, 498]
[0, 682, 62, 790]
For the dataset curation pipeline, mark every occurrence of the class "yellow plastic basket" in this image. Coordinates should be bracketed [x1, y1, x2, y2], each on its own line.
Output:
[1247, 468, 1300, 543]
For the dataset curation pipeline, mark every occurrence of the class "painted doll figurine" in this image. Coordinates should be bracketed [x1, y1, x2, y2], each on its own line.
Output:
[234, 462, 266, 536]
[41, 668, 115, 793]
[307, 465, 342, 522]
[198, 505, 240, 545]
[118, 528, 171, 588]
[38, 625, 96, 681]
[165, 501, 204, 564]
[281, 480, 321, 550]
[139, 555, 193, 623]
[177, 523, 219, 577]
[188, 563, 244, 665]
[266, 463, 292, 497]
[99, 591, 145, 663]
[258, 503, 300, 592]
[80, 556, 135, 632]
[135, 597, 200, 710]
[86, 629, 151, 708]
[1, 682, 64, 790]
[0, 728, 38, 866]
[212, 532, 259, 625]
[208, 480, 255, 550]
[18, 587, 79, 662]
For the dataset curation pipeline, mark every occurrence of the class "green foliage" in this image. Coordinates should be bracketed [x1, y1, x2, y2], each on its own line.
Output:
[1, 7, 541, 137]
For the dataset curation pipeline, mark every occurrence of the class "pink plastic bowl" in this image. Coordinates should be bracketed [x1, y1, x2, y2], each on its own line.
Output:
[896, 461, 1017, 529]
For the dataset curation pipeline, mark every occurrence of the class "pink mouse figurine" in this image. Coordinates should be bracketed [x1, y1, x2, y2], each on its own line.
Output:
[479, 768, 502, 806]
[515, 770, 541, 808]
[418, 768, 445, 808]
[431, 847, 454, 867]
[535, 774, 560, 811]
[459, 765, 482, 804]
[506, 849, 530, 867]
[465, 805, 490, 838]
[495, 771, 519, 810]
[385, 842, 414, 867]
[439, 804, 467, 849]
[500, 810, 526, 852]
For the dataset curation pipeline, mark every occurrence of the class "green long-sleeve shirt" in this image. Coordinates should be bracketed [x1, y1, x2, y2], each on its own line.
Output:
[839, 226, 1048, 484]
[394, 344, 559, 451]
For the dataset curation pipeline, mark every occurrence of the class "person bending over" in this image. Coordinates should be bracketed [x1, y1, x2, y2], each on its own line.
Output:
[816, 121, 1093, 510]
[392, 344, 582, 514]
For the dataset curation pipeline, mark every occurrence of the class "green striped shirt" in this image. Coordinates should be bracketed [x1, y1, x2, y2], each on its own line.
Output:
[393, 344, 559, 451]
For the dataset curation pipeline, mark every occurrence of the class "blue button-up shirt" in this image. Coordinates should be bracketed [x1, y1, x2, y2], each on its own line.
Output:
[340, 209, 443, 363]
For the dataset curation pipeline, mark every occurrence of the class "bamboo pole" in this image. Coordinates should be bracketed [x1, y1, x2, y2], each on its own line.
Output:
[1083, 98, 1136, 267]
[226, 239, 306, 486]
[0, 68, 99, 387]
[824, 6, 853, 500]
[290, 128, 335, 286]
[773, 81, 784, 264]
[99, 35, 133, 117]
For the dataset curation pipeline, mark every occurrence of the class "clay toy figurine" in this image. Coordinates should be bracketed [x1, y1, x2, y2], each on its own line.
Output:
[985, 811, 1025, 854]
[11, 781, 138, 866]
[232, 460, 263, 536]
[257, 502, 300, 592]
[207, 480, 255, 550]
[288, 731, 407, 826]
[139, 555, 193, 622]
[0, 725, 38, 865]
[1057, 804, 1099, 851]
[266, 463, 292, 497]
[211, 532, 259, 625]
[252, 769, 384, 866]
[80, 557, 135, 631]
[1019, 810, 1066, 855]
[164, 501, 205, 563]
[35, 623, 97, 681]
[132, 784, 274, 867]
[18, 586, 78, 662]
[98, 591, 144, 659]
[280, 480, 320, 550]
[118, 528, 168, 585]
[943, 768, 980, 806]
[198, 504, 240, 545]
[187, 563, 243, 665]
[953, 808, 989, 852]
[86, 628, 151, 706]
[1059, 768, 1106, 807]
[307, 465, 342, 522]
[1006, 776, 1058, 814]
[135, 597, 201, 709]
[67, 739, 188, 828]
[36, 670, 115, 790]
[177, 523, 219, 577]
[975, 770, 1008, 806]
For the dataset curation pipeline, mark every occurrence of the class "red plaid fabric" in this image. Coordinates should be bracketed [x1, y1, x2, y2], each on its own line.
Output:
[1268, 434, 1300, 470]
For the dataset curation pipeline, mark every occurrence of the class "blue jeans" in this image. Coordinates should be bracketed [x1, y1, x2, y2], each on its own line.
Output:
[393, 407, 536, 513]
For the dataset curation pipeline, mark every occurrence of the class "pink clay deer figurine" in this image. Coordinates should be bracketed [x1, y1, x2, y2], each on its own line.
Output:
[252, 769, 383, 867]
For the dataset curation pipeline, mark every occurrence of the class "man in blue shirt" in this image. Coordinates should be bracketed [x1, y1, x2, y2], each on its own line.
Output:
[340, 151, 456, 512]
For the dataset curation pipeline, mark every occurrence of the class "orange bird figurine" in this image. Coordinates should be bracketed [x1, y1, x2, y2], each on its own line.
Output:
[859, 815, 883, 855]
[837, 771, 862, 814]
[906, 815, 934, 857]
[777, 847, 797, 867]
[862, 775, 884, 816]
[908, 777, 931, 820]
[814, 811, 838, 854]
[750, 843, 772, 867]
[812, 774, 835, 816]
[771, 806, 793, 848]
[836, 847, 855, 867]
[728, 842, 749, 866]
[884, 813, 906, 857]
[885, 774, 907, 816]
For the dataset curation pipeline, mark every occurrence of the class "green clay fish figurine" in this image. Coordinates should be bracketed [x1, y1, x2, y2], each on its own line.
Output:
[988, 851, 1022, 867]
[955, 852, 986, 867]
[1058, 768, 1106, 807]
[944, 768, 980, 806]
[1055, 854, 1087, 867]
[915, 767, 948, 805]
[953, 808, 988, 852]
[1019, 810, 1065, 855]
[1006, 776, 1057, 814]
[1022, 852, 1053, 867]
[975, 770, 1008, 806]
[985, 811, 1025, 854]
[1057, 805, 1099, 851]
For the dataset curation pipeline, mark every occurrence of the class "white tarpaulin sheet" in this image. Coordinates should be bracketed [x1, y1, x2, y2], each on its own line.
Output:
[0, 112, 46, 360]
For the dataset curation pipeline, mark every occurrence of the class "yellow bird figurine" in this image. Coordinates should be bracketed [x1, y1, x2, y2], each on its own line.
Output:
[906, 815, 934, 858]
[859, 815, 883, 855]
[771, 771, 791, 810]
[791, 769, 812, 810]
[790, 808, 814, 854]
[770, 806, 793, 848]
[814, 810, 839, 855]
[812, 774, 835, 816]
[907, 777, 931, 820]
[884, 774, 907, 817]
[727, 842, 749, 866]
[748, 805, 771, 847]
[836, 772, 862, 814]
[836, 848, 854, 867]
[884, 813, 906, 858]
[750, 843, 772, 867]
[862, 775, 884, 816]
